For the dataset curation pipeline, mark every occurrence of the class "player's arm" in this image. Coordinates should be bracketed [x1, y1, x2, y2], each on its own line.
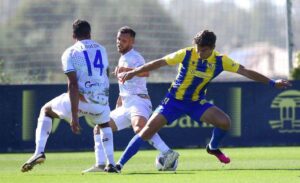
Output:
[118, 59, 168, 82]
[66, 71, 81, 134]
[237, 65, 291, 89]
[136, 71, 149, 77]
[117, 66, 151, 78]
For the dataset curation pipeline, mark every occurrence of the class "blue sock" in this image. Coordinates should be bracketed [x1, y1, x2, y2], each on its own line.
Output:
[209, 127, 227, 149]
[118, 134, 144, 166]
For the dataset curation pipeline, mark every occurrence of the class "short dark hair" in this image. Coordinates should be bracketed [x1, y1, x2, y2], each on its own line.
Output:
[73, 19, 91, 39]
[118, 26, 136, 38]
[193, 30, 216, 48]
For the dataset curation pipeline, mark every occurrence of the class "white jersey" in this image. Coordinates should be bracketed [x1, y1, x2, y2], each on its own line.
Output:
[118, 49, 148, 96]
[61, 39, 109, 105]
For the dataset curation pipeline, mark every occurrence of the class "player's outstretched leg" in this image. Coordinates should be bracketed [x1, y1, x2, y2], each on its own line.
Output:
[21, 153, 46, 172]
[117, 134, 145, 171]
[201, 107, 231, 164]
[21, 110, 52, 172]
[207, 128, 230, 164]
[206, 145, 230, 164]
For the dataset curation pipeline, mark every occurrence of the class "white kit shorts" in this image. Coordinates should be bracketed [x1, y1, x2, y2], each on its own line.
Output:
[110, 95, 152, 131]
[48, 93, 110, 124]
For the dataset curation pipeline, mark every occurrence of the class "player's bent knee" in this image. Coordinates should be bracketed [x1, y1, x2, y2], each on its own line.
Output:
[133, 126, 143, 134]
[132, 123, 145, 134]
[131, 117, 147, 134]
[221, 116, 231, 130]
[39, 105, 51, 118]
[93, 125, 100, 135]
[40, 104, 59, 119]
[39, 106, 47, 115]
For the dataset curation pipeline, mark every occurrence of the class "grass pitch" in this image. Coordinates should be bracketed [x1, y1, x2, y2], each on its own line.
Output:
[0, 147, 299, 183]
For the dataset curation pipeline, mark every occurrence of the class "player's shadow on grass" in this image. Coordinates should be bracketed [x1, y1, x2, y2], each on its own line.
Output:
[124, 168, 300, 174]
[124, 172, 194, 175]
[180, 168, 300, 171]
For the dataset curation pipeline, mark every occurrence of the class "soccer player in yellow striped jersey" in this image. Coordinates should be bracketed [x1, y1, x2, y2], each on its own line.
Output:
[165, 46, 239, 101]
[116, 30, 291, 170]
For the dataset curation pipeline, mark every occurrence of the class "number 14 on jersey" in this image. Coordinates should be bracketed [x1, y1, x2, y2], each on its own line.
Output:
[83, 50, 104, 76]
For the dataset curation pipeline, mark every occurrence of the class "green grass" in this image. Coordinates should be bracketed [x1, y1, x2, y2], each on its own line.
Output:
[1, 147, 300, 183]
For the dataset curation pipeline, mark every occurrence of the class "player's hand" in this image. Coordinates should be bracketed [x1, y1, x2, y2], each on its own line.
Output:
[274, 79, 292, 89]
[112, 66, 119, 76]
[118, 71, 135, 84]
[70, 118, 81, 134]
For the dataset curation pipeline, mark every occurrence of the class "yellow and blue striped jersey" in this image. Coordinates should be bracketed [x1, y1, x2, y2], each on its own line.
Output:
[163, 47, 240, 101]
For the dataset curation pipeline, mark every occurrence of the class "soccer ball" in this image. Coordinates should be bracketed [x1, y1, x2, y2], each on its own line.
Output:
[155, 153, 178, 171]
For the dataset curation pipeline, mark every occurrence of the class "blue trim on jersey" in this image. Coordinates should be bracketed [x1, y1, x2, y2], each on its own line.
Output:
[182, 59, 207, 99]
[212, 56, 223, 79]
[169, 50, 192, 95]
[64, 69, 75, 73]
[197, 56, 224, 98]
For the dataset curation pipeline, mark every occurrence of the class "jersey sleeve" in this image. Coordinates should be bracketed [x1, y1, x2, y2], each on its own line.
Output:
[61, 49, 75, 73]
[134, 54, 145, 67]
[163, 48, 187, 65]
[222, 55, 240, 73]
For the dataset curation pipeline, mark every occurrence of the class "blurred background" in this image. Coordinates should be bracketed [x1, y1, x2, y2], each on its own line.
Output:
[0, 0, 299, 84]
[1, 0, 300, 153]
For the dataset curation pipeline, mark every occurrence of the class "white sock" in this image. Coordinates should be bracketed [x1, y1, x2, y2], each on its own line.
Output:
[100, 127, 115, 165]
[94, 134, 106, 166]
[34, 116, 52, 155]
[148, 133, 170, 154]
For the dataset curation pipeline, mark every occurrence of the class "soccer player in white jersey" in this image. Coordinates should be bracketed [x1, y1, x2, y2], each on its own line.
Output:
[21, 19, 118, 173]
[82, 26, 174, 173]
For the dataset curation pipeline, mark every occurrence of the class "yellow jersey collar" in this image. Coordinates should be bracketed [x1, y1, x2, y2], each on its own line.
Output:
[194, 47, 217, 62]
[206, 50, 217, 62]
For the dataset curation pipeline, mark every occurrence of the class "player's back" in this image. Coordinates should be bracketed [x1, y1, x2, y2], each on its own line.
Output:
[62, 39, 109, 104]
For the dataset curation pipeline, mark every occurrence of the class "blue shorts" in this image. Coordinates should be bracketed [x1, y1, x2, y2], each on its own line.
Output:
[154, 93, 213, 125]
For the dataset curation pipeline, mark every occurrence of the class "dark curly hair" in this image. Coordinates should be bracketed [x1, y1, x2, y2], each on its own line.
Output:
[118, 26, 136, 38]
[73, 19, 91, 39]
[193, 30, 216, 48]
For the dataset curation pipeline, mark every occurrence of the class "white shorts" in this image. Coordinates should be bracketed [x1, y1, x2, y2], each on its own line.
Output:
[110, 95, 152, 131]
[49, 93, 110, 124]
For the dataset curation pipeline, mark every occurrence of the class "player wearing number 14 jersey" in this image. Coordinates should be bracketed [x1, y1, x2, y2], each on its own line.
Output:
[21, 19, 118, 173]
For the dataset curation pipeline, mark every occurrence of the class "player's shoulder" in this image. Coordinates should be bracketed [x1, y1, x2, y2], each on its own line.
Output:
[61, 46, 75, 60]
[132, 49, 145, 60]
[93, 40, 106, 50]
[125, 49, 145, 62]
[176, 46, 194, 55]
[86, 40, 107, 52]
[212, 50, 235, 63]
[210, 50, 223, 58]
[185, 46, 194, 51]
[126, 49, 143, 57]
